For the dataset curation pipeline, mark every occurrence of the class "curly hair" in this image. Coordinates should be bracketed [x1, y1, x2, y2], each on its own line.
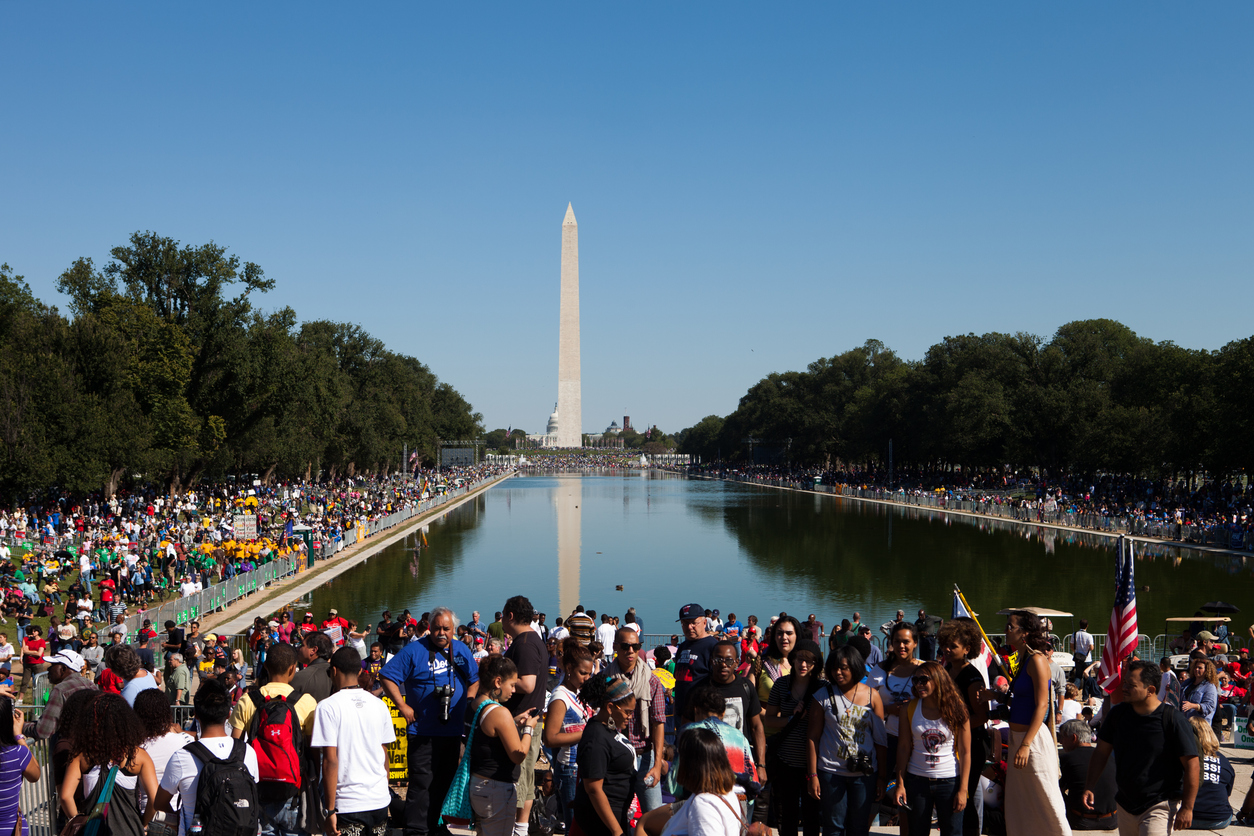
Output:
[54, 691, 98, 757]
[133, 688, 176, 740]
[913, 660, 969, 734]
[106, 645, 142, 680]
[1006, 611, 1053, 654]
[478, 655, 518, 700]
[562, 637, 593, 671]
[71, 692, 147, 768]
[1189, 657, 1219, 688]
[579, 673, 635, 710]
[937, 617, 984, 660]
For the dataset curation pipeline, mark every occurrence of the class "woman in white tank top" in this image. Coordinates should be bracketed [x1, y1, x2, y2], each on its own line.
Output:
[892, 662, 970, 836]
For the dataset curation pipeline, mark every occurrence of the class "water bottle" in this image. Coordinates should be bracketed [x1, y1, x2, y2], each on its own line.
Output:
[189, 816, 204, 836]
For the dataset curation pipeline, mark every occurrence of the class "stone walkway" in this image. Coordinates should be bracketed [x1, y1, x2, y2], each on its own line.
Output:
[200, 474, 510, 636]
[862, 744, 1254, 834]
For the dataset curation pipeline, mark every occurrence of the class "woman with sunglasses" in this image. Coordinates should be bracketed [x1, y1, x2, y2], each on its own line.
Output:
[764, 639, 823, 836]
[573, 673, 638, 836]
[892, 662, 970, 836]
[1001, 611, 1069, 835]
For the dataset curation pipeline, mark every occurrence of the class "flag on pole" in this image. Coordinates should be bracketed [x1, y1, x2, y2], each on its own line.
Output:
[952, 586, 1000, 684]
[1097, 534, 1138, 695]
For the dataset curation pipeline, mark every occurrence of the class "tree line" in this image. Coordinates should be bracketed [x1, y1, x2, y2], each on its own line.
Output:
[0, 232, 482, 499]
[677, 319, 1254, 479]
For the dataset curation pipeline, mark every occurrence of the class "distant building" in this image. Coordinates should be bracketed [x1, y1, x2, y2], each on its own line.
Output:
[622, 416, 633, 432]
[524, 403, 562, 447]
[605, 420, 621, 435]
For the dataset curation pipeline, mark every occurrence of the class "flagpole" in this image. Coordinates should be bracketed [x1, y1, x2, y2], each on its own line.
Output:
[954, 584, 1009, 679]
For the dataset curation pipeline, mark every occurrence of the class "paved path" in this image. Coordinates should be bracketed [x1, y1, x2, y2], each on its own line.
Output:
[202, 474, 512, 636]
[862, 744, 1254, 834]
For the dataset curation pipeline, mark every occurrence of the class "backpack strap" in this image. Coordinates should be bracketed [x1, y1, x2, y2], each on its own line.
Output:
[225, 737, 247, 764]
[184, 740, 214, 764]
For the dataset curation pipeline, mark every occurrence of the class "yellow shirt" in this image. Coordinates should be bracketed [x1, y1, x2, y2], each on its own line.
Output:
[229, 682, 318, 736]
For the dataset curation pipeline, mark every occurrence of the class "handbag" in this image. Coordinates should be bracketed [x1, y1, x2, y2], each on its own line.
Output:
[59, 765, 119, 836]
[714, 794, 769, 836]
[438, 698, 496, 826]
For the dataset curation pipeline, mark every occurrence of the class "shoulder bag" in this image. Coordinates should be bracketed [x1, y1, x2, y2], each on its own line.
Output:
[713, 793, 769, 836]
[439, 698, 497, 827]
[58, 765, 119, 836]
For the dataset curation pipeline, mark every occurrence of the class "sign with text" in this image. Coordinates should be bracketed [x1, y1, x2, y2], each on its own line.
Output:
[382, 696, 409, 780]
[1234, 723, 1254, 750]
[232, 515, 257, 541]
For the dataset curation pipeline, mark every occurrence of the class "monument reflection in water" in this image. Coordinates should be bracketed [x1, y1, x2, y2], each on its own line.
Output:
[309, 473, 1254, 641]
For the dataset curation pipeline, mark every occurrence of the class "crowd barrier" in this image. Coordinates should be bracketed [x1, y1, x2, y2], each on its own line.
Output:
[11, 476, 511, 835]
[700, 473, 1254, 553]
[120, 474, 509, 639]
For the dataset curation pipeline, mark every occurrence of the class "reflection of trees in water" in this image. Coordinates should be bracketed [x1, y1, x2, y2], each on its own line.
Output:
[311, 494, 488, 621]
[716, 487, 1254, 627]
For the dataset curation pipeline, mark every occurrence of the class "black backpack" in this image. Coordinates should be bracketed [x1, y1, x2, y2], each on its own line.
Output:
[185, 738, 261, 836]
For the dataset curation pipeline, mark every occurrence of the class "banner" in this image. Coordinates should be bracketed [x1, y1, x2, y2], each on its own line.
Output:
[382, 696, 410, 780]
[232, 515, 257, 541]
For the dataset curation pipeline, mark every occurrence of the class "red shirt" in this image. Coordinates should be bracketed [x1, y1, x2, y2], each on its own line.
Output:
[21, 639, 45, 668]
[97, 668, 124, 694]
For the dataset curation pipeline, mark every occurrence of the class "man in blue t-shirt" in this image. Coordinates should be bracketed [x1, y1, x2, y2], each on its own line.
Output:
[381, 606, 479, 836]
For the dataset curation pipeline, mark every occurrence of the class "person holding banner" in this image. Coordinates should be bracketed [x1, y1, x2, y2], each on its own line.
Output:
[1002, 611, 1070, 835]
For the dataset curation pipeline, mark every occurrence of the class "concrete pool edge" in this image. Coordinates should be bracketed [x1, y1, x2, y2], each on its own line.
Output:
[201, 472, 516, 636]
[688, 473, 1254, 561]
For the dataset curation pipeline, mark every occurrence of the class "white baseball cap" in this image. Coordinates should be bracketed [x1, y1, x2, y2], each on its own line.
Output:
[43, 649, 85, 670]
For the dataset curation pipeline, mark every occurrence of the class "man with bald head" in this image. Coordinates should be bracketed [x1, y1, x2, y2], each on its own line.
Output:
[606, 626, 666, 812]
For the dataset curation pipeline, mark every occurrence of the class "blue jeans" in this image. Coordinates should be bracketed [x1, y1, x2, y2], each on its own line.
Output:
[904, 773, 961, 836]
[259, 796, 302, 836]
[817, 771, 876, 836]
[1192, 812, 1232, 829]
[634, 747, 663, 813]
[551, 760, 577, 833]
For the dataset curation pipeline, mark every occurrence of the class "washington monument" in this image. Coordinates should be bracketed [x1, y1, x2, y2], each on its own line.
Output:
[556, 203, 582, 447]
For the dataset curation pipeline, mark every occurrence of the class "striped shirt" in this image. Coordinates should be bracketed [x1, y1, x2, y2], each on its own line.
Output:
[0, 743, 32, 836]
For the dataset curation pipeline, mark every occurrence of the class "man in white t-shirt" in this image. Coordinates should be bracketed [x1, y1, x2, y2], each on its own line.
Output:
[1071, 618, 1095, 683]
[549, 617, 569, 643]
[0, 635, 13, 665]
[312, 647, 396, 835]
[595, 614, 617, 661]
[154, 679, 260, 836]
[179, 576, 198, 598]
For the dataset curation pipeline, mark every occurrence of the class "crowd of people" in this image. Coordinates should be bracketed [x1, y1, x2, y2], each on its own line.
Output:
[520, 453, 645, 470]
[689, 463, 1254, 550]
[0, 464, 515, 666]
[4, 592, 1254, 836]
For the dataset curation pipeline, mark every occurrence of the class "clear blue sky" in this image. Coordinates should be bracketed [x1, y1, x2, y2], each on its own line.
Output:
[3, 4, 1251, 436]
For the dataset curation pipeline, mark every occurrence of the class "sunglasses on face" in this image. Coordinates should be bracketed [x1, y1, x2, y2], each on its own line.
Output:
[911, 676, 931, 686]
[617, 642, 641, 651]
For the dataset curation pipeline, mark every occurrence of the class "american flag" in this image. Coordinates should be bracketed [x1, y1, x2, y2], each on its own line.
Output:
[1097, 534, 1138, 694]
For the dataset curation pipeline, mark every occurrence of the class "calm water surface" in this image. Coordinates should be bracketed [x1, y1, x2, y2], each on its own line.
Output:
[305, 473, 1254, 641]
